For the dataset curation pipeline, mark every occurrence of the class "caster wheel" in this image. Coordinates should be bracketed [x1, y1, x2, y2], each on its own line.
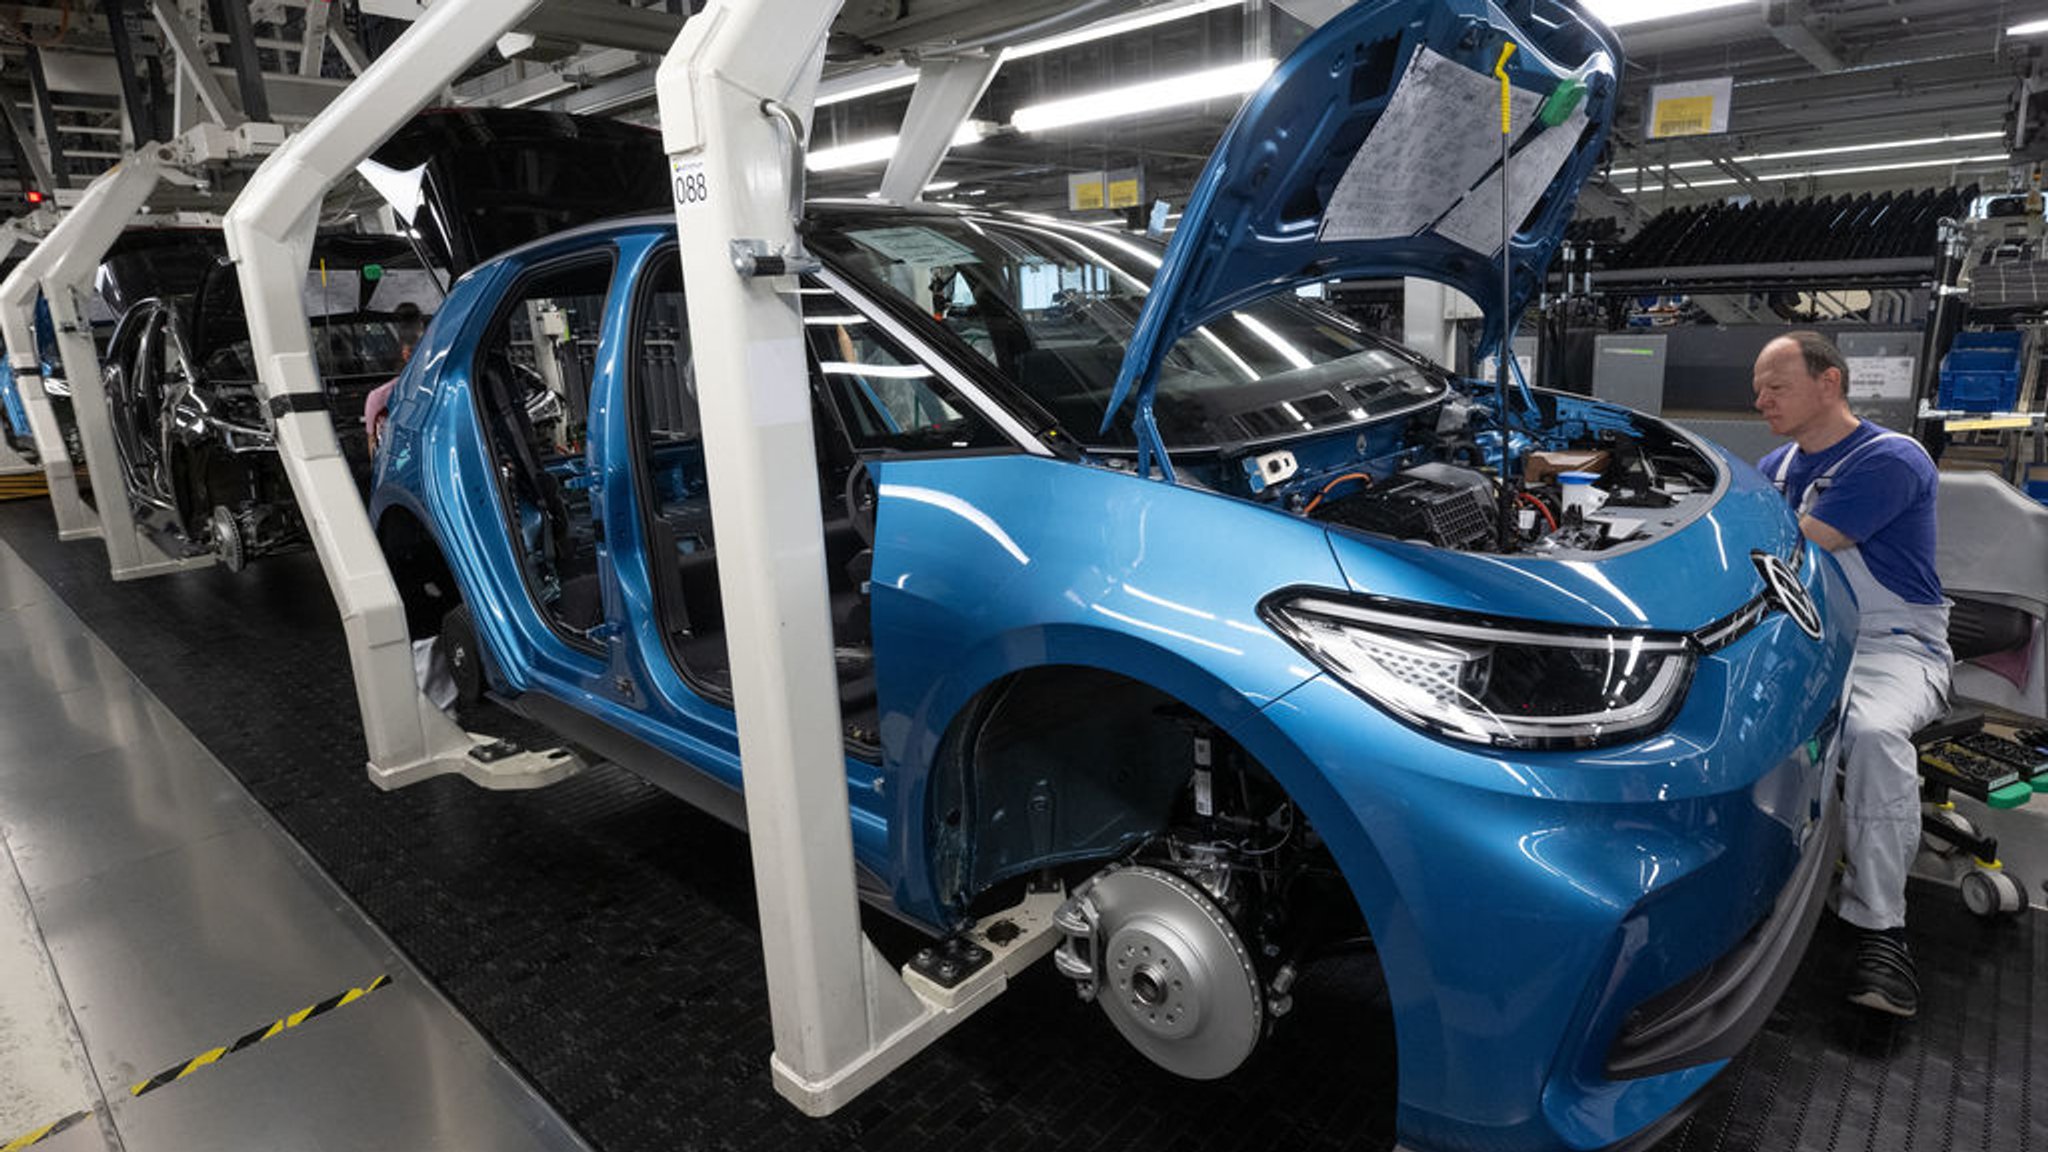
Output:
[1961, 868, 2025, 918]
[1921, 807, 1976, 856]
[440, 603, 483, 707]
[210, 505, 246, 572]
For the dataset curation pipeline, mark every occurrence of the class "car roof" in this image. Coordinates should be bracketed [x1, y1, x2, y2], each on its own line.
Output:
[473, 198, 1145, 278]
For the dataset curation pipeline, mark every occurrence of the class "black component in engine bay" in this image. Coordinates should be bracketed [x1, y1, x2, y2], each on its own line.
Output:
[1310, 463, 1495, 550]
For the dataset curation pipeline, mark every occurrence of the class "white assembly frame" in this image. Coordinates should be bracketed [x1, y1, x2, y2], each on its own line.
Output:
[0, 0, 1055, 1116]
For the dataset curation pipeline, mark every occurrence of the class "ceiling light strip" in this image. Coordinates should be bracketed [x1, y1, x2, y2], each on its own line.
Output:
[1005, 0, 1245, 61]
[815, 0, 1243, 109]
[807, 122, 985, 172]
[1582, 0, 1750, 29]
[1012, 58, 1275, 133]
[1619, 152, 2012, 195]
[1609, 131, 2006, 179]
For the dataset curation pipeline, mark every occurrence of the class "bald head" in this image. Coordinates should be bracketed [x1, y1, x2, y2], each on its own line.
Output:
[1753, 332, 1857, 451]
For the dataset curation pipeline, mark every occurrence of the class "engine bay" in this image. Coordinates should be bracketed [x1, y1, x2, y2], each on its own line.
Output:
[1231, 384, 1725, 556]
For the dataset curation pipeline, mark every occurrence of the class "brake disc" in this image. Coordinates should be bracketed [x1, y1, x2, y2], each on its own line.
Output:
[1082, 864, 1263, 1080]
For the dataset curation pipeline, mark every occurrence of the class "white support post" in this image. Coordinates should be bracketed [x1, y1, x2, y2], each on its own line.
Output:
[659, 0, 1059, 1116]
[0, 218, 54, 476]
[221, 0, 580, 791]
[876, 51, 999, 204]
[1, 213, 102, 538]
[33, 144, 218, 579]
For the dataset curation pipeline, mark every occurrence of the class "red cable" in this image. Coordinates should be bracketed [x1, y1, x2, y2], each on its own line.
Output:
[1516, 491, 1557, 532]
[1302, 471, 1374, 514]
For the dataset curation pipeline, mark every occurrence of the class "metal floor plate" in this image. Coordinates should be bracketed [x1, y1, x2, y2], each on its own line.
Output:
[0, 523, 588, 1152]
[0, 500, 2042, 1152]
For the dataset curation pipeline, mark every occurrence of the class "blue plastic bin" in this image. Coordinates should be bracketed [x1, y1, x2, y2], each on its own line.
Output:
[1938, 330, 2024, 412]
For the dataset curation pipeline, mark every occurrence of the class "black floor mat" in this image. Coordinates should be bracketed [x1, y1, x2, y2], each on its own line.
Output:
[2, 498, 2042, 1152]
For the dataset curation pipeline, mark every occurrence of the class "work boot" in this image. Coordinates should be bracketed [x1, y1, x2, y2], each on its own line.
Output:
[1847, 928, 1919, 1018]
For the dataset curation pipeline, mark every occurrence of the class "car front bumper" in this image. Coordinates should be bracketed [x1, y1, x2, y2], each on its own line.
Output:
[1235, 595, 1852, 1152]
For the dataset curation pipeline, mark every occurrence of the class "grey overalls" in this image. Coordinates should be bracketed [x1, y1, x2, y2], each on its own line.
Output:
[1774, 432, 1951, 931]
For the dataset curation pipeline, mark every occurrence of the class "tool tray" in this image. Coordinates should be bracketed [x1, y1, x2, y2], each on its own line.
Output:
[1917, 710, 2041, 808]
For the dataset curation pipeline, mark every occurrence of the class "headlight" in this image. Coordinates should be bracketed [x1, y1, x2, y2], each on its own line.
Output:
[1262, 594, 1697, 749]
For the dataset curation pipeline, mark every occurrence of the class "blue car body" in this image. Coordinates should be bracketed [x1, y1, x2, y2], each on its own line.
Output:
[369, 3, 1856, 1149]
[0, 298, 58, 458]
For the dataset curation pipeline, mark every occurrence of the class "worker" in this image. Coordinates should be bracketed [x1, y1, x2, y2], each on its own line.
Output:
[364, 301, 427, 455]
[1752, 329, 1949, 1018]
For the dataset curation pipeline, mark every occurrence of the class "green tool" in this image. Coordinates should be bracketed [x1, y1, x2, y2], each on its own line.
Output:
[1539, 78, 1585, 127]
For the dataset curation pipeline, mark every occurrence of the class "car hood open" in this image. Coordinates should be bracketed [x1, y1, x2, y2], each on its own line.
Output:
[1107, 0, 1619, 475]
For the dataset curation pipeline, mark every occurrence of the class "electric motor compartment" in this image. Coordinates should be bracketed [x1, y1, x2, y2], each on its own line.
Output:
[1311, 462, 1495, 551]
[1292, 389, 1722, 557]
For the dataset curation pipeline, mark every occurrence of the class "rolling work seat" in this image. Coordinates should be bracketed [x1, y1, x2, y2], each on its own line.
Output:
[1906, 472, 2048, 915]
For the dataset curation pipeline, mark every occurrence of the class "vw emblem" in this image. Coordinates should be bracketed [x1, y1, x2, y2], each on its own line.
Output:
[1753, 551, 1823, 640]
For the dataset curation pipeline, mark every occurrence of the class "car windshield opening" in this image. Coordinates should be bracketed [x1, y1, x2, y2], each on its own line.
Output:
[806, 211, 1446, 452]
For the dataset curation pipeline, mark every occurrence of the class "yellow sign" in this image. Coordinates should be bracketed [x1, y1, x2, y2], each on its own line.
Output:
[1069, 167, 1144, 212]
[1653, 95, 1717, 138]
[1645, 77, 1732, 139]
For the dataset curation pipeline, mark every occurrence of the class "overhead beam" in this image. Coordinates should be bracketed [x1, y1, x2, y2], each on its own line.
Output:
[1763, 0, 1847, 73]
[878, 52, 1000, 203]
[104, 0, 161, 144]
[205, 67, 349, 121]
[23, 46, 70, 186]
[216, 0, 275, 122]
[0, 96, 59, 195]
[151, 0, 246, 127]
[456, 47, 643, 110]
[299, 0, 333, 76]
[327, 24, 371, 77]
[517, 0, 684, 52]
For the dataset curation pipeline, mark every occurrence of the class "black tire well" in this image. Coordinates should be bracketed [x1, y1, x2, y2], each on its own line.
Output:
[931, 665, 1252, 911]
[377, 507, 458, 639]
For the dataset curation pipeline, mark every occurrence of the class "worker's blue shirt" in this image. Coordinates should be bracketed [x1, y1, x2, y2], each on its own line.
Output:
[1758, 420, 1944, 606]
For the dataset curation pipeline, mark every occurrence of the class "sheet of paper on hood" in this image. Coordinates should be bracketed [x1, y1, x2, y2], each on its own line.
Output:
[303, 269, 361, 317]
[368, 269, 447, 315]
[1433, 105, 1590, 256]
[1320, 46, 1540, 243]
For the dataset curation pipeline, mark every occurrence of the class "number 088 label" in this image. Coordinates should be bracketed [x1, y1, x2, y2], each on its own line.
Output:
[673, 160, 710, 209]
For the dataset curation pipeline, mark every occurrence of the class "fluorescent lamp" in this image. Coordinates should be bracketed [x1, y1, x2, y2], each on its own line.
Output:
[1619, 151, 2010, 195]
[1616, 178, 1738, 195]
[1006, 0, 1244, 61]
[808, 122, 985, 172]
[1013, 58, 1274, 133]
[1801, 152, 2010, 179]
[1583, 0, 1749, 28]
[2011, 18, 2048, 36]
[816, 67, 919, 108]
[1741, 132, 2004, 164]
[1608, 131, 2006, 179]
[815, 0, 1239, 111]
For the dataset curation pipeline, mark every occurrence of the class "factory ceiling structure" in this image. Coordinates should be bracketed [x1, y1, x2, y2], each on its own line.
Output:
[0, 1, 2037, 231]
